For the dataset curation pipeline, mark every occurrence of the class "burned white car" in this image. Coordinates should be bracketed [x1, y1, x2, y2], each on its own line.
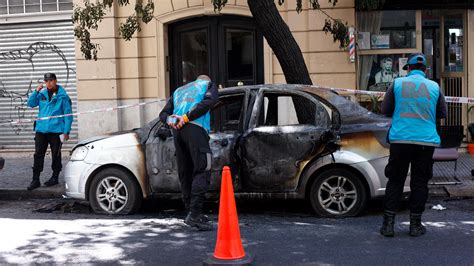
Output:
[64, 85, 406, 217]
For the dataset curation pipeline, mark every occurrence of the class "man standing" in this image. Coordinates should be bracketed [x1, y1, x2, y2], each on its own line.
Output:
[380, 53, 447, 237]
[26, 73, 73, 190]
[159, 75, 218, 231]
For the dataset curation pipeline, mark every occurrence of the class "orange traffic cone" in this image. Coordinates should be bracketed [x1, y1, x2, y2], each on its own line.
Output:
[203, 166, 253, 265]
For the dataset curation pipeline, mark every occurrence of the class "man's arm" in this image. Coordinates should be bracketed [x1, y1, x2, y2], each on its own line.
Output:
[27, 86, 43, 108]
[436, 88, 447, 119]
[381, 83, 395, 117]
[184, 82, 219, 121]
[159, 96, 174, 124]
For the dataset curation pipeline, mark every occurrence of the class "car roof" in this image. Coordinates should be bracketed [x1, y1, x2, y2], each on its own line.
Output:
[220, 84, 390, 129]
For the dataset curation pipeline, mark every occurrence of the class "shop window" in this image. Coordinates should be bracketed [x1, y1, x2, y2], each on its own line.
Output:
[26, 0, 41, 13]
[0, 0, 73, 15]
[359, 54, 411, 92]
[444, 14, 464, 72]
[9, 0, 24, 14]
[357, 10, 416, 50]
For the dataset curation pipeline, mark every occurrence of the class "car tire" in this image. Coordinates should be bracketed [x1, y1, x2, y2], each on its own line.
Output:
[89, 167, 142, 215]
[309, 168, 367, 218]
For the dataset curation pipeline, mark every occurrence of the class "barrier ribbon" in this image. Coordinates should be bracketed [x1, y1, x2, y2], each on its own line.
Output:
[1, 99, 167, 126]
[2, 86, 473, 126]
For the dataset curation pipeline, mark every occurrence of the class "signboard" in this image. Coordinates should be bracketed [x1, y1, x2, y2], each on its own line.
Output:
[371, 34, 390, 49]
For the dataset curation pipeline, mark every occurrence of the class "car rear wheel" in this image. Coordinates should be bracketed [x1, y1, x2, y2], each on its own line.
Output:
[89, 168, 142, 215]
[309, 169, 367, 217]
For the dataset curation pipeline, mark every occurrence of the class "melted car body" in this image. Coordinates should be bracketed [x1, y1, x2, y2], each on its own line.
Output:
[64, 85, 408, 216]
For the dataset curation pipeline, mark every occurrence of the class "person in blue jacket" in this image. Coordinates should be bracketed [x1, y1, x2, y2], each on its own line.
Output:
[159, 74, 218, 231]
[26, 73, 73, 190]
[380, 53, 447, 237]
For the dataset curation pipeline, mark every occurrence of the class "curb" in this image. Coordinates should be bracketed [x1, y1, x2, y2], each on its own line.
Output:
[0, 187, 64, 200]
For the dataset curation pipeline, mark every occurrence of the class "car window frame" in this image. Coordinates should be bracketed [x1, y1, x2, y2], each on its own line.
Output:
[248, 87, 330, 130]
[211, 91, 248, 133]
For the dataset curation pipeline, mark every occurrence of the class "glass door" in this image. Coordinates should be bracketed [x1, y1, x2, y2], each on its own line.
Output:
[422, 10, 466, 126]
[441, 12, 465, 126]
[169, 16, 264, 93]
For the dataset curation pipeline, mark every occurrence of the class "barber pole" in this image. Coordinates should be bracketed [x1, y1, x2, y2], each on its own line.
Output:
[349, 27, 355, 63]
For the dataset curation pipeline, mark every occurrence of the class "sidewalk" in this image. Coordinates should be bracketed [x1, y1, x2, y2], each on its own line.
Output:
[0, 153, 473, 200]
[0, 153, 68, 199]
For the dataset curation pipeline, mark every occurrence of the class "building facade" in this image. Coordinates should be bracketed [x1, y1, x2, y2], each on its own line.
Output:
[73, 0, 356, 139]
[1, 0, 473, 149]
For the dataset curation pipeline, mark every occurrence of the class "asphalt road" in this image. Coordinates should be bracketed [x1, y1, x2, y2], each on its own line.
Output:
[0, 198, 473, 265]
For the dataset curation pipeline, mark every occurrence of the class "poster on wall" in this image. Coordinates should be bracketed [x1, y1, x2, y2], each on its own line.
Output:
[371, 34, 390, 49]
[366, 54, 409, 92]
[358, 32, 371, 50]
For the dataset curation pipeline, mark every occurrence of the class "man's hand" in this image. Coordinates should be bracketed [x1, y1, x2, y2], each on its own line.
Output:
[175, 115, 186, 129]
[167, 115, 186, 130]
[36, 84, 43, 92]
[63, 134, 69, 141]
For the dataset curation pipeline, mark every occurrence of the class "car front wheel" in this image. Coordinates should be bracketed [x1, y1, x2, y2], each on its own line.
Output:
[309, 169, 367, 217]
[89, 168, 142, 215]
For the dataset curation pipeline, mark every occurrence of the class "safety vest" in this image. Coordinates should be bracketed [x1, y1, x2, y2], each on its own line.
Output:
[173, 79, 211, 132]
[389, 70, 441, 146]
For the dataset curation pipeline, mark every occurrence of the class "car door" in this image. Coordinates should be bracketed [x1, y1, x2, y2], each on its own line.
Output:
[208, 91, 248, 191]
[240, 88, 333, 192]
[146, 92, 247, 193]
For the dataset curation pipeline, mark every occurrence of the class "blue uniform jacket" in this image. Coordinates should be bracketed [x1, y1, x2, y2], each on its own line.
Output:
[27, 85, 73, 134]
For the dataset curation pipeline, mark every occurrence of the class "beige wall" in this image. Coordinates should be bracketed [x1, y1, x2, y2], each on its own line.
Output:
[73, 0, 356, 138]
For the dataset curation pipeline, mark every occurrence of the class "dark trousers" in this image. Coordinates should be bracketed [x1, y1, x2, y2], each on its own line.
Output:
[33, 132, 62, 180]
[173, 123, 212, 215]
[384, 143, 435, 214]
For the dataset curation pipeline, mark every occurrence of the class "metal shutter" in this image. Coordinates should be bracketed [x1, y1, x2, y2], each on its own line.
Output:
[0, 20, 77, 150]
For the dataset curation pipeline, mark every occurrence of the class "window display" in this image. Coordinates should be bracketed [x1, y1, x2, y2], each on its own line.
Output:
[357, 10, 416, 50]
[359, 54, 410, 92]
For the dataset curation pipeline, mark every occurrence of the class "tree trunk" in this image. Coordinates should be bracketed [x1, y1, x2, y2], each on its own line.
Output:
[247, 0, 312, 85]
[248, 0, 314, 123]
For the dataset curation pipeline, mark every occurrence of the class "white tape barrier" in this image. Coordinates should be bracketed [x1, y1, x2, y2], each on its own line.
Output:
[1, 99, 168, 126]
[322, 86, 474, 104]
[3, 86, 474, 126]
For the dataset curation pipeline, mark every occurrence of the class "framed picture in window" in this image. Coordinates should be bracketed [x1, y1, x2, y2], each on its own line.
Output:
[360, 54, 410, 92]
[371, 35, 390, 49]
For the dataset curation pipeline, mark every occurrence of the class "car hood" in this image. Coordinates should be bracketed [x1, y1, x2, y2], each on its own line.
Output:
[73, 130, 137, 149]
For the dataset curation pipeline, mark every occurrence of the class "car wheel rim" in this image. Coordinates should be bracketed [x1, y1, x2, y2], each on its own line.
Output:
[317, 175, 357, 215]
[96, 176, 128, 213]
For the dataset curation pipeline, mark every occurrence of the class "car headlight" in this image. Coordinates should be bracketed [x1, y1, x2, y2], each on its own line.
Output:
[70, 146, 89, 161]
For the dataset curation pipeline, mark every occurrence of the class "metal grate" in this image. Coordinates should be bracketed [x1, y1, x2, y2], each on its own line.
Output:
[0, 20, 77, 150]
[442, 77, 463, 126]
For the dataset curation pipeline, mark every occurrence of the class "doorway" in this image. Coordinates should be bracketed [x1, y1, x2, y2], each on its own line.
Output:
[168, 15, 264, 93]
[422, 10, 466, 126]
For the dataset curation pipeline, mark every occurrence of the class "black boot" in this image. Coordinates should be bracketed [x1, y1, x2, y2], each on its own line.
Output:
[44, 176, 59, 187]
[27, 179, 40, 191]
[409, 213, 426, 237]
[380, 210, 396, 237]
[184, 212, 213, 231]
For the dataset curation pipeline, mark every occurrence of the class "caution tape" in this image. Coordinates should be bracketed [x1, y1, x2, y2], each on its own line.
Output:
[3, 85, 474, 126]
[313, 86, 474, 104]
[1, 99, 168, 126]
